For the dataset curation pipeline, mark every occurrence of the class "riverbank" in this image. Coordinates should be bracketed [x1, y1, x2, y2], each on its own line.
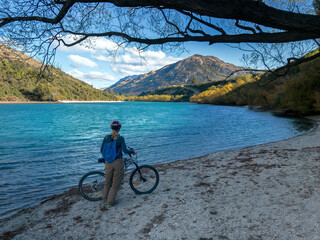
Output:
[1, 116, 320, 240]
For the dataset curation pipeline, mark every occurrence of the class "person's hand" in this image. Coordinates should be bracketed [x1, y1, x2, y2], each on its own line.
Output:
[134, 151, 137, 155]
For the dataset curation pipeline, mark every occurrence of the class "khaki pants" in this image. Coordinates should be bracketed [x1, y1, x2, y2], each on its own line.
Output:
[102, 158, 124, 205]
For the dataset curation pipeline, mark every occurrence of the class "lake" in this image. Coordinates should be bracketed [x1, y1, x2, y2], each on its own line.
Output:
[0, 102, 314, 219]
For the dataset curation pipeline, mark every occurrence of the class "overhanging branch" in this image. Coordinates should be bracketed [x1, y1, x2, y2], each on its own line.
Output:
[61, 30, 319, 45]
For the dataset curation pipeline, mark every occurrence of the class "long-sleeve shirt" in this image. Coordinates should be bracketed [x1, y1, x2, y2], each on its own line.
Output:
[100, 134, 134, 159]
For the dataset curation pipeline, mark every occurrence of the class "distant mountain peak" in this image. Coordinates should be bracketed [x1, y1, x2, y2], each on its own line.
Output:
[109, 55, 248, 95]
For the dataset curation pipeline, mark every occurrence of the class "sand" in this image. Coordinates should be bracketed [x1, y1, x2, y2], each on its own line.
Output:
[1, 116, 320, 240]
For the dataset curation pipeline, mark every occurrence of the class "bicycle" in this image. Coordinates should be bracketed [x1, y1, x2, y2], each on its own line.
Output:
[78, 154, 159, 201]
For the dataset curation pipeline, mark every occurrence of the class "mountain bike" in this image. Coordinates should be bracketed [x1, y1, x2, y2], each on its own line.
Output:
[78, 154, 159, 201]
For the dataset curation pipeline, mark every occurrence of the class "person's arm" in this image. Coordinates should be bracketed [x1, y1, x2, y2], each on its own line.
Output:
[120, 136, 135, 155]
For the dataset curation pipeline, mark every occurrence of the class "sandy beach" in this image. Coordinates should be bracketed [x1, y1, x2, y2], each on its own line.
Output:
[1, 116, 320, 240]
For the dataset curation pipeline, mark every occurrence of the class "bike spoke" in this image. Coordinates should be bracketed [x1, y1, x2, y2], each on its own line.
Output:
[131, 166, 158, 193]
[80, 173, 105, 200]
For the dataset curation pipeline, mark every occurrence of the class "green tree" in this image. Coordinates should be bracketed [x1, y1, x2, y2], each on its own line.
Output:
[33, 84, 52, 101]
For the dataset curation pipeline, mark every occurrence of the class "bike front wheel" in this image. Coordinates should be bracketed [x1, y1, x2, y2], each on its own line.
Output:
[129, 165, 159, 194]
[78, 171, 105, 201]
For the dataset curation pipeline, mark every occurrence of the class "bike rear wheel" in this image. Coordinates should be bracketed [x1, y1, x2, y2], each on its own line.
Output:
[129, 165, 159, 194]
[78, 171, 105, 201]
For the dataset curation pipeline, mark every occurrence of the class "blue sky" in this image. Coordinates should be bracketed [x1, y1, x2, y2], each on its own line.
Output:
[50, 0, 316, 90]
[53, 36, 246, 89]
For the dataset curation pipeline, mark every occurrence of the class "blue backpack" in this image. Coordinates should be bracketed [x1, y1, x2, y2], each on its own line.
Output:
[102, 140, 119, 163]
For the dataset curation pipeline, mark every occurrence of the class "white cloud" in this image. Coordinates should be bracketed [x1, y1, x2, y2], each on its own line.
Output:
[109, 48, 181, 76]
[68, 69, 119, 88]
[92, 55, 109, 62]
[58, 35, 180, 75]
[68, 55, 98, 68]
[94, 38, 119, 51]
[68, 69, 117, 83]
[58, 35, 118, 54]
[57, 35, 181, 81]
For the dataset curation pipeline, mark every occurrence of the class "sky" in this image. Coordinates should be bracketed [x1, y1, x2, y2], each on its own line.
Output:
[50, 0, 318, 90]
[53, 36, 246, 89]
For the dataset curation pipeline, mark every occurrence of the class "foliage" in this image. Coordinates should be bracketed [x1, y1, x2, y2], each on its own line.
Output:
[140, 86, 194, 99]
[282, 62, 320, 114]
[190, 75, 255, 104]
[0, 57, 119, 102]
[126, 95, 184, 102]
[139, 78, 242, 102]
[198, 54, 320, 115]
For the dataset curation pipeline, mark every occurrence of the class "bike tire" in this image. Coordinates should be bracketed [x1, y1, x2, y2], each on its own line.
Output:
[129, 165, 159, 194]
[78, 171, 105, 201]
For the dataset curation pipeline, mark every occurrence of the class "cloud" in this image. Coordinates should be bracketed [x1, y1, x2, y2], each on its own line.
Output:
[58, 35, 118, 54]
[68, 69, 117, 82]
[109, 48, 181, 76]
[67, 55, 98, 68]
[58, 35, 180, 74]
[92, 55, 109, 62]
[57, 35, 181, 80]
[94, 38, 119, 51]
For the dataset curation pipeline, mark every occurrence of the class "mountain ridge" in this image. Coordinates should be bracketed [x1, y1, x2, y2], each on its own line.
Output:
[109, 54, 249, 95]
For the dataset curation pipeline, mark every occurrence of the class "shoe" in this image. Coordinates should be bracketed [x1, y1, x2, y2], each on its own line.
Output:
[104, 199, 120, 208]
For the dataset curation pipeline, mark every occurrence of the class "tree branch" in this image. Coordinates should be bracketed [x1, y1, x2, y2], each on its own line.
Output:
[177, 10, 226, 35]
[61, 30, 318, 45]
[235, 20, 256, 34]
[0, 0, 76, 27]
[72, 0, 320, 33]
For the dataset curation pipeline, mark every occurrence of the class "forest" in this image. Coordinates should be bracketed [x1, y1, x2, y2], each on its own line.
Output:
[189, 50, 320, 116]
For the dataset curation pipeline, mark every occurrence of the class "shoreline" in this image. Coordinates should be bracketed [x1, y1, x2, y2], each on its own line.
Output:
[58, 100, 123, 103]
[1, 116, 320, 239]
[0, 100, 123, 104]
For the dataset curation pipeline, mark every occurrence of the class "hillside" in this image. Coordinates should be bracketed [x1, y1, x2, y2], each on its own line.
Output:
[0, 44, 118, 102]
[109, 54, 249, 95]
[190, 50, 320, 116]
[137, 78, 239, 102]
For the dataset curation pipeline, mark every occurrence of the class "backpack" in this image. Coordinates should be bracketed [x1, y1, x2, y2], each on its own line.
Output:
[102, 140, 119, 163]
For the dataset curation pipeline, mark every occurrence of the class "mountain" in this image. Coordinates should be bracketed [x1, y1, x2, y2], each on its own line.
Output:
[109, 54, 249, 95]
[0, 44, 118, 102]
[110, 74, 142, 88]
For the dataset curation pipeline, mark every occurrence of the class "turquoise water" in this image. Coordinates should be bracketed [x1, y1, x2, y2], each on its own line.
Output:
[0, 102, 314, 218]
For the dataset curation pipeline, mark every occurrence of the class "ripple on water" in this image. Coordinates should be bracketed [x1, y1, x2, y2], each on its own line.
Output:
[0, 102, 315, 218]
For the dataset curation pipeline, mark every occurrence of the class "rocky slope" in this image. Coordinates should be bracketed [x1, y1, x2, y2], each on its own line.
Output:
[110, 54, 248, 95]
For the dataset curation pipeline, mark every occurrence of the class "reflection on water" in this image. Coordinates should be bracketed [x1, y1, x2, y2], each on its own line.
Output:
[292, 118, 316, 132]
